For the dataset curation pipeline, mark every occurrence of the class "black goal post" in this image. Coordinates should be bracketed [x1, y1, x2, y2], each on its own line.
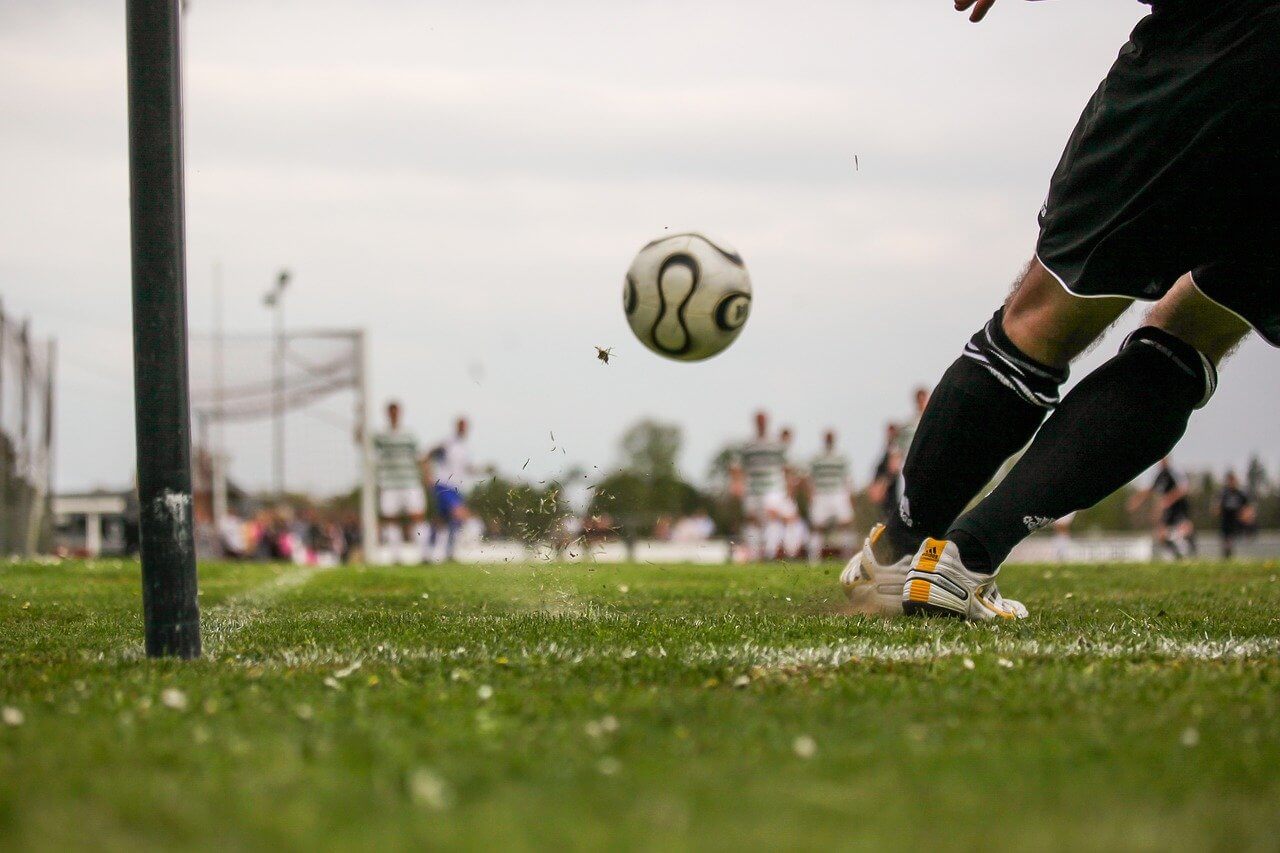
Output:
[126, 0, 201, 658]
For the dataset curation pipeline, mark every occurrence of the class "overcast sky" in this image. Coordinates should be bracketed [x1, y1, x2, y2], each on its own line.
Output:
[2, 0, 1277, 496]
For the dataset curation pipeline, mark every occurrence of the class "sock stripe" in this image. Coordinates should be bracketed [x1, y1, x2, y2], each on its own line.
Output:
[963, 346, 1059, 409]
[978, 343, 1061, 406]
[960, 310, 1068, 411]
[1128, 330, 1218, 409]
[963, 348, 1044, 406]
[982, 323, 1062, 383]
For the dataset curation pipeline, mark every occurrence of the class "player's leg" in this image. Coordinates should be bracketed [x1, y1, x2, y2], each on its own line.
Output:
[400, 485, 428, 564]
[804, 496, 822, 563]
[806, 502, 826, 565]
[831, 497, 857, 561]
[740, 495, 763, 562]
[1180, 518, 1199, 558]
[783, 515, 806, 560]
[808, 525, 826, 565]
[442, 494, 469, 562]
[877, 258, 1129, 563]
[380, 516, 403, 548]
[943, 275, 1249, 582]
[378, 489, 406, 564]
[1154, 519, 1174, 560]
[762, 510, 784, 563]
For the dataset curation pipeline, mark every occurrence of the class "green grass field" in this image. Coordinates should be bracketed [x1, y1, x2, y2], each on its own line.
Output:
[3, 558, 1280, 851]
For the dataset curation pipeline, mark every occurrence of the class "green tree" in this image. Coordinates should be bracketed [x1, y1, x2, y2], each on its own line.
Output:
[619, 419, 682, 479]
[589, 418, 716, 537]
[469, 475, 564, 544]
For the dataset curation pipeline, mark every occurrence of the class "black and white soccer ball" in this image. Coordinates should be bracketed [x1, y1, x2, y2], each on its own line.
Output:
[623, 232, 752, 362]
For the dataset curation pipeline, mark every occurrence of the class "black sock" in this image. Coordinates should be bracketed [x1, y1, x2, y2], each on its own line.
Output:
[949, 326, 1216, 572]
[885, 308, 1067, 558]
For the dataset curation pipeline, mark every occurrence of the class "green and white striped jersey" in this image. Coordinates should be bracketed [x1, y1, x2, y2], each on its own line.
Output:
[895, 418, 919, 457]
[372, 429, 422, 490]
[738, 439, 787, 497]
[809, 452, 851, 495]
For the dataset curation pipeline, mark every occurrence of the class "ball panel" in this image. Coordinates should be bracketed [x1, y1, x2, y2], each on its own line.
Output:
[640, 232, 744, 268]
[650, 254, 698, 357]
[623, 275, 638, 316]
[623, 232, 751, 362]
[714, 292, 751, 331]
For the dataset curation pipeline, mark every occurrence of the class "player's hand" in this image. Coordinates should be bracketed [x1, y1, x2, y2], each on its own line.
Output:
[954, 0, 996, 22]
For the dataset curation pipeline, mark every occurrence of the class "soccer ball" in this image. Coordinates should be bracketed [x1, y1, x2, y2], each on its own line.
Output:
[623, 232, 752, 362]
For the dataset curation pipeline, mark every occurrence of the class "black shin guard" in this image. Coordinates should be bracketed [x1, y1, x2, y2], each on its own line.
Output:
[885, 308, 1068, 558]
[949, 326, 1217, 572]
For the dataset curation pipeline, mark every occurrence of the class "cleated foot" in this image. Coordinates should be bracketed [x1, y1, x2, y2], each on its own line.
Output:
[840, 524, 911, 616]
[901, 538, 1028, 621]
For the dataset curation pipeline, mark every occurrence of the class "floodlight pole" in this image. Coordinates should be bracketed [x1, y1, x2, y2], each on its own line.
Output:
[265, 269, 290, 499]
[211, 261, 228, 526]
[355, 330, 377, 562]
[126, 0, 201, 658]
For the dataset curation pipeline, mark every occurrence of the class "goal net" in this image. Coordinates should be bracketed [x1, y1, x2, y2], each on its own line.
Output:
[186, 328, 374, 553]
[0, 303, 55, 556]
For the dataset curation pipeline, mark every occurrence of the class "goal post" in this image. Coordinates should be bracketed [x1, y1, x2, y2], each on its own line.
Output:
[125, 0, 201, 658]
[187, 327, 376, 554]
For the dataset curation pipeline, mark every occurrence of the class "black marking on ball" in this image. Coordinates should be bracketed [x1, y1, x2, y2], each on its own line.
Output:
[714, 292, 751, 331]
[623, 275, 638, 315]
[640, 233, 744, 267]
[650, 253, 699, 356]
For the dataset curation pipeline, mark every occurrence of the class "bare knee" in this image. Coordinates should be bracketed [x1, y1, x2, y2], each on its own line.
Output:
[1001, 258, 1130, 368]
[1146, 275, 1251, 364]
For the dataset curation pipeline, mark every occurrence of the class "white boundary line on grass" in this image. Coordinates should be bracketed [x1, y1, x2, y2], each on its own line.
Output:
[239, 634, 1280, 671]
[201, 564, 336, 657]
[101, 564, 335, 664]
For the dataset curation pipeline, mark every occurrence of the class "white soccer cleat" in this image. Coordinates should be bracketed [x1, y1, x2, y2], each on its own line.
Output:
[840, 524, 911, 616]
[901, 537, 1028, 621]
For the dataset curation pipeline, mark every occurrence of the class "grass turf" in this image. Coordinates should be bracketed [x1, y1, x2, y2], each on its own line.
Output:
[2, 558, 1280, 850]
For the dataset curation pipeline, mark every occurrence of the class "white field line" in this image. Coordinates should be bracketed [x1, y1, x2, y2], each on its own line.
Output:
[202, 564, 335, 656]
[229, 634, 1280, 672]
[92, 565, 336, 664]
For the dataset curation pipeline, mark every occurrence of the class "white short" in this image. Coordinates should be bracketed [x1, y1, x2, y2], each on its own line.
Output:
[744, 491, 790, 519]
[379, 486, 426, 518]
[809, 492, 854, 528]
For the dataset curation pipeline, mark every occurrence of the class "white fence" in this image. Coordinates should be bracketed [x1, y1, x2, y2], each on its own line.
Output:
[375, 532, 1280, 565]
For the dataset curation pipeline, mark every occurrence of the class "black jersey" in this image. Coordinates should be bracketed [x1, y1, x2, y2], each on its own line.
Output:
[1219, 486, 1251, 532]
[874, 452, 901, 521]
[1153, 467, 1192, 524]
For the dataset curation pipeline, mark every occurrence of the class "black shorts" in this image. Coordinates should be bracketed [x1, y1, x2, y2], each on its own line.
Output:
[1036, 0, 1280, 345]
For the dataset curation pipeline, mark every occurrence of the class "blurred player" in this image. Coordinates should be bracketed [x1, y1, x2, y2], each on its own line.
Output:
[895, 386, 931, 458]
[807, 430, 855, 562]
[1216, 470, 1255, 559]
[778, 426, 808, 560]
[846, 0, 1276, 619]
[867, 423, 904, 524]
[1129, 457, 1196, 560]
[426, 416, 474, 563]
[729, 411, 788, 561]
[1051, 511, 1077, 563]
[372, 401, 428, 564]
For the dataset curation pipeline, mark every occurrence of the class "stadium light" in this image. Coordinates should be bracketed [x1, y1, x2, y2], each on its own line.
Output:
[125, 0, 201, 658]
[264, 268, 291, 497]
